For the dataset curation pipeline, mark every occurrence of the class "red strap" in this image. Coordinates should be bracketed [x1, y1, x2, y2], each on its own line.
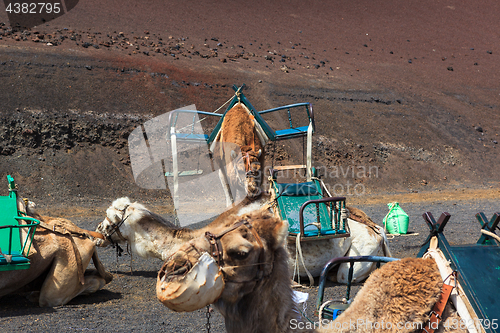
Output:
[423, 283, 454, 333]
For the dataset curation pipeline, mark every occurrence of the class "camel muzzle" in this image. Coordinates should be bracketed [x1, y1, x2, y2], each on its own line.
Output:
[156, 249, 224, 312]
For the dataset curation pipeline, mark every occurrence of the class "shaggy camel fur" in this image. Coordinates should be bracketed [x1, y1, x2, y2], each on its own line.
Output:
[158, 212, 465, 333]
[157, 211, 302, 333]
[0, 201, 112, 307]
[95, 195, 271, 261]
[319, 258, 466, 333]
[212, 102, 265, 205]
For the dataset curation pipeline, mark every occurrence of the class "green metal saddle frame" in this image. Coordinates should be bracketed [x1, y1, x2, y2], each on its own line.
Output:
[207, 84, 315, 144]
[270, 168, 349, 241]
[418, 211, 500, 333]
[0, 175, 40, 271]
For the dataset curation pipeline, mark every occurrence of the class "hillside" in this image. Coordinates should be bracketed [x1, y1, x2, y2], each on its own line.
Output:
[0, 0, 499, 211]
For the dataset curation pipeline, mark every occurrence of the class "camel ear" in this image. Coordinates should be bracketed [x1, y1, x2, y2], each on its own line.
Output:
[230, 150, 237, 160]
[272, 219, 289, 248]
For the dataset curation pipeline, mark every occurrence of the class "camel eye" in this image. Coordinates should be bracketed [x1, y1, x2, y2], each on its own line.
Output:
[229, 250, 250, 260]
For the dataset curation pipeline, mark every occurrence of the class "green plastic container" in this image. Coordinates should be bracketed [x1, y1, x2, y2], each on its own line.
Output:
[383, 202, 409, 235]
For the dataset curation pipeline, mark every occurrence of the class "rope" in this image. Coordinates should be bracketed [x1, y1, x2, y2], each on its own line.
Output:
[481, 229, 500, 243]
[293, 233, 314, 287]
[298, 307, 315, 324]
[318, 300, 333, 322]
[310, 176, 332, 197]
[383, 202, 397, 234]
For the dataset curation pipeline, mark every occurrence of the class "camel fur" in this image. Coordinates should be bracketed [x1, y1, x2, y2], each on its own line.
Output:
[288, 206, 391, 283]
[212, 102, 265, 205]
[158, 211, 304, 333]
[0, 200, 112, 307]
[98, 196, 390, 284]
[95, 195, 272, 261]
[158, 212, 465, 333]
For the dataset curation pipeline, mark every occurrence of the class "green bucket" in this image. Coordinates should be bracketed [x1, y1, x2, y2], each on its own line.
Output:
[383, 202, 409, 235]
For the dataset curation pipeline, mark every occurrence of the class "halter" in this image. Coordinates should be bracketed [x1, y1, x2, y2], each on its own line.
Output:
[103, 205, 130, 244]
[204, 218, 269, 284]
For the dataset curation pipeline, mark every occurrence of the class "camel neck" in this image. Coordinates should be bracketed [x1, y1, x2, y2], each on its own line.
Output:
[124, 215, 202, 261]
[216, 247, 316, 333]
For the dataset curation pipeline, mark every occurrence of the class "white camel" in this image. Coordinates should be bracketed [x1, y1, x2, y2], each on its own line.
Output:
[95, 195, 390, 284]
[94, 195, 270, 261]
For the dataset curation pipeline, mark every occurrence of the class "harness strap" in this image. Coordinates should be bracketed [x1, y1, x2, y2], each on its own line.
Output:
[104, 205, 130, 244]
[37, 220, 86, 285]
[422, 280, 455, 333]
[205, 218, 268, 283]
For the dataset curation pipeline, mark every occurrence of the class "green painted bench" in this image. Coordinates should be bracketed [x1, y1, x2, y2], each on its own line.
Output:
[270, 169, 349, 241]
[0, 175, 40, 271]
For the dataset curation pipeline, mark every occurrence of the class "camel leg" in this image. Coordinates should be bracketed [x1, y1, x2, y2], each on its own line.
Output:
[38, 240, 107, 306]
[79, 271, 108, 295]
[92, 250, 113, 284]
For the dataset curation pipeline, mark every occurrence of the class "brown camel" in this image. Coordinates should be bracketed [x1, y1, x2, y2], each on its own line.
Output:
[157, 211, 465, 333]
[212, 102, 266, 206]
[0, 200, 112, 307]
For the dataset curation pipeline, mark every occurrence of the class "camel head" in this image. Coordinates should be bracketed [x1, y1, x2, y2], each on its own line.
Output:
[95, 197, 148, 247]
[231, 145, 263, 199]
[156, 211, 288, 311]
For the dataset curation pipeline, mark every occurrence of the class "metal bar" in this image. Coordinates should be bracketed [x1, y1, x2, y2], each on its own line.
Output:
[299, 197, 346, 238]
[346, 262, 354, 300]
[258, 103, 311, 114]
[316, 203, 320, 225]
[272, 165, 306, 171]
[8, 227, 13, 254]
[168, 110, 223, 117]
[306, 122, 313, 181]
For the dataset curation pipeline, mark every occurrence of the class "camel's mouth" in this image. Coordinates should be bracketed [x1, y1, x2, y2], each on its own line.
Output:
[158, 250, 194, 282]
[156, 251, 224, 312]
[245, 168, 262, 198]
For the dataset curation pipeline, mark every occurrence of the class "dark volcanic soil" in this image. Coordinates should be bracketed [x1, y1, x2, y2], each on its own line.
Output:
[0, 0, 499, 331]
[0, 0, 499, 205]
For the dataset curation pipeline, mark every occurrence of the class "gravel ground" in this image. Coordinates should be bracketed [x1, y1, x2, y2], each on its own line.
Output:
[1, 198, 498, 332]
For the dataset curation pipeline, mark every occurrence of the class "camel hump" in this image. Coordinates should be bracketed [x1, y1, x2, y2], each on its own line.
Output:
[346, 206, 379, 230]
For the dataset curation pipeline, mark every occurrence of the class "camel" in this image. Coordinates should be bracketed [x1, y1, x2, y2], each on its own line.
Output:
[289, 206, 391, 284]
[334, 207, 392, 283]
[94, 195, 271, 261]
[0, 200, 112, 307]
[157, 211, 465, 333]
[96, 196, 389, 284]
[212, 102, 266, 206]
[207, 97, 390, 281]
